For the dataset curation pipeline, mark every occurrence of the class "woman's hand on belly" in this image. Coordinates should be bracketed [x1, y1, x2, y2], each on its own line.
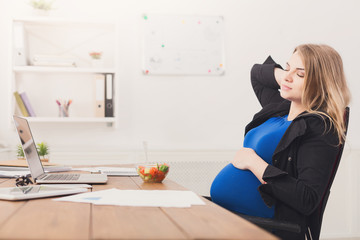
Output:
[231, 148, 257, 170]
[231, 148, 269, 184]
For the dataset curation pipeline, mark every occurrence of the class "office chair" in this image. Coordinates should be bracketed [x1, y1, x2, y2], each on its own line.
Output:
[205, 108, 350, 239]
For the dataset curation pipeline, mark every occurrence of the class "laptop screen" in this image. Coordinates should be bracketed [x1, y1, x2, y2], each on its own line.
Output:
[13, 116, 45, 179]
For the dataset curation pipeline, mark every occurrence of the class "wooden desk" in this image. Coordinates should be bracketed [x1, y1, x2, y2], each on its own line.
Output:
[0, 176, 277, 240]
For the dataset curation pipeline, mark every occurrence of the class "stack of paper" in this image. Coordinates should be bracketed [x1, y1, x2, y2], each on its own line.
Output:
[0, 166, 72, 177]
[0, 166, 72, 174]
[0, 170, 30, 178]
[32, 54, 76, 67]
[72, 167, 138, 176]
[97, 167, 138, 176]
[54, 188, 205, 208]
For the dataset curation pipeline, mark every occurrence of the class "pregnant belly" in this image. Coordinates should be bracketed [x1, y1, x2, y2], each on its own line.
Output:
[210, 163, 274, 218]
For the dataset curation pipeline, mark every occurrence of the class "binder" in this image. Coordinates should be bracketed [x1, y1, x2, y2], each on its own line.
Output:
[13, 22, 27, 66]
[20, 92, 36, 117]
[13, 91, 29, 117]
[105, 73, 114, 117]
[94, 74, 105, 117]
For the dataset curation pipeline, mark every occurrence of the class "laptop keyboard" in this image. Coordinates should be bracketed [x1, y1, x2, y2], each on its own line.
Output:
[42, 174, 80, 181]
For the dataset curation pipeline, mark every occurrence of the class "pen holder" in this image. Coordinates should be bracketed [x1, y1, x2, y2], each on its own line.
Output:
[56, 99, 72, 117]
[58, 106, 69, 117]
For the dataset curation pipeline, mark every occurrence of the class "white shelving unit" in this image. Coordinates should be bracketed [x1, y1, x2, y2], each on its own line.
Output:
[11, 17, 118, 127]
[25, 117, 116, 123]
[13, 66, 116, 74]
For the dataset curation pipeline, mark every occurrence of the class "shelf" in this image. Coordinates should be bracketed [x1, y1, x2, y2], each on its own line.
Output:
[13, 66, 116, 74]
[25, 117, 116, 123]
[13, 17, 116, 26]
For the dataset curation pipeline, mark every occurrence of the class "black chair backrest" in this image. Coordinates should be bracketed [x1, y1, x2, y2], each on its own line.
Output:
[310, 107, 350, 239]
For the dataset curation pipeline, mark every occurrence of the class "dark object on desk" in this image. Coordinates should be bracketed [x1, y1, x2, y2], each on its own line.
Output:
[206, 108, 350, 240]
[15, 175, 33, 187]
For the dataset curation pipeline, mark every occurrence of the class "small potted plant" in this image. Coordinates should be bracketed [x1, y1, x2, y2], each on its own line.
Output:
[29, 0, 54, 16]
[89, 51, 103, 68]
[16, 144, 25, 160]
[37, 142, 50, 162]
[16, 141, 50, 162]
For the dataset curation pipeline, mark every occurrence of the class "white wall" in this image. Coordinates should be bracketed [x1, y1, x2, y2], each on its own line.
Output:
[0, 0, 359, 238]
[1, 0, 359, 151]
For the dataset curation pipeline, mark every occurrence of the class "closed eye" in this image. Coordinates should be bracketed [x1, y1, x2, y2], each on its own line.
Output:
[286, 62, 305, 77]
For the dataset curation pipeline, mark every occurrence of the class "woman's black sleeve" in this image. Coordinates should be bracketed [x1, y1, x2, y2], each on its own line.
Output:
[258, 117, 339, 216]
[251, 56, 284, 107]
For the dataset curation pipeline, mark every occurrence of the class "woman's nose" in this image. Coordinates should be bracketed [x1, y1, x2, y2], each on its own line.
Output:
[284, 72, 293, 82]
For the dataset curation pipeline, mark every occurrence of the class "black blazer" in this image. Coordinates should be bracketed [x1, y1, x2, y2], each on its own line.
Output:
[247, 56, 340, 240]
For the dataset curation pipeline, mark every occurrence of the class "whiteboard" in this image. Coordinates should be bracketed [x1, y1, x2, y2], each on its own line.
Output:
[142, 14, 225, 75]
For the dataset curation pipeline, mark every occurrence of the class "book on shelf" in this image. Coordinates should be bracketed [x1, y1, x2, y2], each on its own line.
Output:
[13, 91, 29, 117]
[94, 74, 105, 117]
[105, 73, 114, 117]
[20, 92, 36, 117]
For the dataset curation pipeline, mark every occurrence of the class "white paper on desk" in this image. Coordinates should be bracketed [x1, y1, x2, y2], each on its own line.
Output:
[71, 167, 138, 176]
[0, 170, 30, 178]
[97, 167, 138, 176]
[54, 188, 205, 208]
[0, 166, 71, 174]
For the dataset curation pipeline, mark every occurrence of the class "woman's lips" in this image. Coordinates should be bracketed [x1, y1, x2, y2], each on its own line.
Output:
[281, 84, 292, 91]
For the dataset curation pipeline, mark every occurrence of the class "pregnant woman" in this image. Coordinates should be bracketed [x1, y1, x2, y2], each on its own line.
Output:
[210, 44, 350, 240]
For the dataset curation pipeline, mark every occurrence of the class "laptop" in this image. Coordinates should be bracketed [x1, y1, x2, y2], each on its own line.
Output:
[13, 116, 108, 184]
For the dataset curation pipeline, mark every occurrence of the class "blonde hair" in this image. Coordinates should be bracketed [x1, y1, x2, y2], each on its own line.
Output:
[295, 44, 351, 144]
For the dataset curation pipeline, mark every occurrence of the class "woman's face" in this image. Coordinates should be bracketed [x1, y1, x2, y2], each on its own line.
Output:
[280, 52, 305, 104]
